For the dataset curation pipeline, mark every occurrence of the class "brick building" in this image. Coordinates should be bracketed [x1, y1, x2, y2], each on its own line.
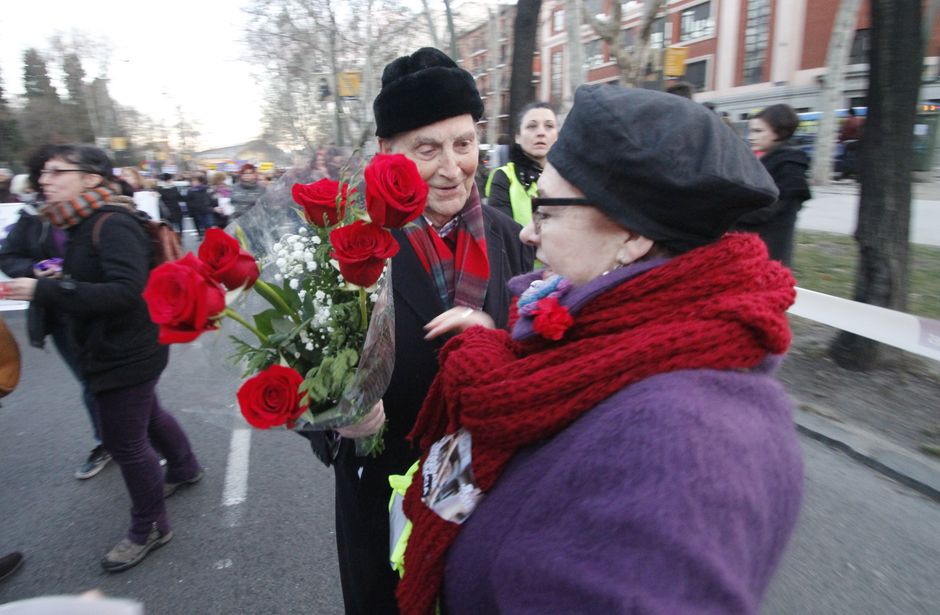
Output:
[538, 0, 940, 121]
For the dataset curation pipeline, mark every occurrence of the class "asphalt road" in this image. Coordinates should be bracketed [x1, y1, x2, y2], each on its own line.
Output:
[2, 309, 940, 614]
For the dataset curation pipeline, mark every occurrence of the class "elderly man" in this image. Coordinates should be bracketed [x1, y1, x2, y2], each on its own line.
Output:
[304, 48, 532, 614]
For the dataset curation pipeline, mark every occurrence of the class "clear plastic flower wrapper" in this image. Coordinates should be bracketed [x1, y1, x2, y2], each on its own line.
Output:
[142, 154, 429, 455]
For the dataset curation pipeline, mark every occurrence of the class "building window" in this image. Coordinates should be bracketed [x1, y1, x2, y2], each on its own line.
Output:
[680, 2, 714, 42]
[583, 0, 603, 17]
[685, 59, 708, 90]
[622, 27, 635, 50]
[553, 8, 565, 33]
[584, 39, 604, 70]
[649, 17, 667, 49]
[551, 50, 564, 105]
[849, 29, 870, 64]
[743, 0, 770, 85]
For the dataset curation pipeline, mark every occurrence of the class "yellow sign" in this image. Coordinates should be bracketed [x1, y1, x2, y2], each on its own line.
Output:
[111, 137, 128, 151]
[258, 162, 275, 173]
[663, 47, 689, 78]
[337, 71, 362, 97]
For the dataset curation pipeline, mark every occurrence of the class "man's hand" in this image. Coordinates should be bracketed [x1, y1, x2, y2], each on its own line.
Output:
[336, 400, 386, 439]
[424, 307, 495, 340]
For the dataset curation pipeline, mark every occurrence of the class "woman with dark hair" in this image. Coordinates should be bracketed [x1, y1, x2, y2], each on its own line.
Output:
[485, 102, 558, 226]
[3, 144, 203, 573]
[733, 103, 812, 266]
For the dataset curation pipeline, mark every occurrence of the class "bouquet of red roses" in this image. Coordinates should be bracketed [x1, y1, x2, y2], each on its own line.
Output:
[142, 153, 428, 455]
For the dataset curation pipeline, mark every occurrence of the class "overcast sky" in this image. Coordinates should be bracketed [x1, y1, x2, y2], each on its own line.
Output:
[0, 0, 264, 150]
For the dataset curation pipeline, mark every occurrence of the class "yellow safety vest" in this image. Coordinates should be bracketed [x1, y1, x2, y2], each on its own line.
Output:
[484, 163, 539, 226]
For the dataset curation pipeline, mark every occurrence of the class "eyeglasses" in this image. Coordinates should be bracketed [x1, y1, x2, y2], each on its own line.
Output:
[39, 168, 89, 177]
[530, 197, 593, 232]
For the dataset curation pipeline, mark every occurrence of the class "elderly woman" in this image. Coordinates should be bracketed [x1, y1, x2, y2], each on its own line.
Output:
[2, 144, 202, 573]
[395, 86, 804, 614]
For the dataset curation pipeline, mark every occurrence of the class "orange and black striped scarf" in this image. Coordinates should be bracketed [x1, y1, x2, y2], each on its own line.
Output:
[39, 182, 126, 229]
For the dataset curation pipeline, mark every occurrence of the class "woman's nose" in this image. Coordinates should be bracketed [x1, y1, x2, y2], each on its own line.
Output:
[519, 220, 538, 246]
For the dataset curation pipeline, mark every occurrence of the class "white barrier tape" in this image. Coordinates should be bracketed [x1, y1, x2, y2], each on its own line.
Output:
[789, 287, 940, 362]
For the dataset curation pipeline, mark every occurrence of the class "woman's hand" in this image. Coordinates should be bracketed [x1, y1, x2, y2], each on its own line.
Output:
[1, 278, 38, 301]
[336, 400, 386, 439]
[424, 307, 495, 340]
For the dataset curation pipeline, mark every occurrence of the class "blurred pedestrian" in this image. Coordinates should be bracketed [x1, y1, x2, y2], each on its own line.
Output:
[395, 85, 802, 615]
[2, 144, 203, 572]
[733, 103, 812, 266]
[0, 149, 111, 479]
[156, 174, 183, 235]
[209, 171, 231, 227]
[485, 102, 557, 227]
[181, 173, 215, 238]
[229, 163, 265, 221]
[0, 168, 16, 203]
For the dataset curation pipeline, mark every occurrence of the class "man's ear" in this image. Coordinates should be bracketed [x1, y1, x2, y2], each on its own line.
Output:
[378, 138, 393, 154]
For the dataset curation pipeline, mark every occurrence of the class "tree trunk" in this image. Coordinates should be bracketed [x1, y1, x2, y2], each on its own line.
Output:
[420, 0, 441, 50]
[508, 0, 541, 134]
[563, 0, 584, 113]
[486, 6, 503, 148]
[811, 0, 863, 186]
[628, 0, 665, 87]
[830, 0, 921, 370]
[443, 0, 459, 61]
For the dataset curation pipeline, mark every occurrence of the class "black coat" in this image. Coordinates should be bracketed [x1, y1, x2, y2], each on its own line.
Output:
[32, 206, 168, 393]
[733, 145, 811, 266]
[0, 206, 67, 348]
[305, 206, 531, 614]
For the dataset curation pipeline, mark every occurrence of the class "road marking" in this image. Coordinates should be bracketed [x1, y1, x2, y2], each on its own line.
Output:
[222, 428, 251, 527]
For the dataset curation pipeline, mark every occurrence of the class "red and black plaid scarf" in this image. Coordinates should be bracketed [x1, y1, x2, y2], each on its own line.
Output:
[401, 184, 490, 310]
[39, 182, 125, 229]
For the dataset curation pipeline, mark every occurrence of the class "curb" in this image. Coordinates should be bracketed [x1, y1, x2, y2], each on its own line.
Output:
[794, 407, 940, 503]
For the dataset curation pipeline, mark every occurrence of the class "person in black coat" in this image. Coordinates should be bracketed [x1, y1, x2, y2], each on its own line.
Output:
[180, 173, 216, 238]
[303, 48, 533, 614]
[733, 104, 812, 266]
[3, 144, 202, 573]
[156, 173, 184, 235]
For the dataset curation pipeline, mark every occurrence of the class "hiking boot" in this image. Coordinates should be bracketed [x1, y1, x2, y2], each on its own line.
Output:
[163, 469, 205, 498]
[75, 445, 112, 480]
[0, 551, 24, 582]
[101, 527, 173, 573]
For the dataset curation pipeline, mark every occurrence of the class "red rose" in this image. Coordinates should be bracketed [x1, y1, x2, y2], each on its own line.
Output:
[364, 153, 429, 228]
[292, 178, 354, 227]
[531, 297, 574, 341]
[143, 253, 226, 344]
[198, 228, 260, 290]
[237, 364, 306, 429]
[329, 220, 399, 288]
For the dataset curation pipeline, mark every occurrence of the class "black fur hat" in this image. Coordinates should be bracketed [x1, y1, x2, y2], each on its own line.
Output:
[373, 48, 484, 138]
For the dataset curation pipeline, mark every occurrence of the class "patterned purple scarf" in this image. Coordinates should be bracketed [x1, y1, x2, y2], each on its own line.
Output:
[402, 184, 490, 310]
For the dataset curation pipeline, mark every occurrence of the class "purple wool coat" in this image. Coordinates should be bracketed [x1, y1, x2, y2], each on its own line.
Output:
[440, 358, 803, 614]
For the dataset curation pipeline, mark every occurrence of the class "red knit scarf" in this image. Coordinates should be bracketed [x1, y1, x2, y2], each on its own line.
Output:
[401, 184, 490, 309]
[396, 233, 795, 614]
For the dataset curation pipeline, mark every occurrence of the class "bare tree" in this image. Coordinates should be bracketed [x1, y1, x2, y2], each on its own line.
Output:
[811, 0, 863, 186]
[563, 0, 584, 113]
[829, 0, 922, 370]
[486, 5, 504, 147]
[508, 0, 542, 135]
[420, 0, 442, 49]
[582, 0, 665, 86]
[443, 0, 459, 61]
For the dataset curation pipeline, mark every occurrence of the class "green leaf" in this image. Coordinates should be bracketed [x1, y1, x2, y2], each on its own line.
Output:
[252, 309, 281, 336]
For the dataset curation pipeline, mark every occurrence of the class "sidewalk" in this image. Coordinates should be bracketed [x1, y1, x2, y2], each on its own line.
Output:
[794, 406, 940, 503]
[798, 180, 940, 246]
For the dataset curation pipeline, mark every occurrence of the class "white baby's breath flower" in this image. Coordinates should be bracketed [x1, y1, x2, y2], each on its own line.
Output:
[311, 236, 321, 245]
[274, 273, 283, 281]
[315, 290, 326, 301]
[305, 342, 315, 351]
[289, 278, 300, 290]
[298, 226, 308, 235]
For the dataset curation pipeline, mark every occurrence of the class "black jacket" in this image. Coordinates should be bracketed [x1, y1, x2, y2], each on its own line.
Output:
[32, 206, 168, 393]
[157, 185, 183, 222]
[182, 185, 216, 215]
[0, 205, 67, 348]
[304, 206, 531, 614]
[733, 145, 811, 265]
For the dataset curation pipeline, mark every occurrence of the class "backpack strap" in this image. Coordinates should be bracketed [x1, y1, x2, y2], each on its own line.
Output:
[91, 212, 117, 251]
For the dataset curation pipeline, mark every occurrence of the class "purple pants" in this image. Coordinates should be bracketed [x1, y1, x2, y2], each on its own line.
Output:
[95, 378, 200, 544]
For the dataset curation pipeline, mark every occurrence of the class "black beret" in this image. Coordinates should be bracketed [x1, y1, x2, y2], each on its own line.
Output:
[373, 48, 484, 139]
[548, 85, 779, 251]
